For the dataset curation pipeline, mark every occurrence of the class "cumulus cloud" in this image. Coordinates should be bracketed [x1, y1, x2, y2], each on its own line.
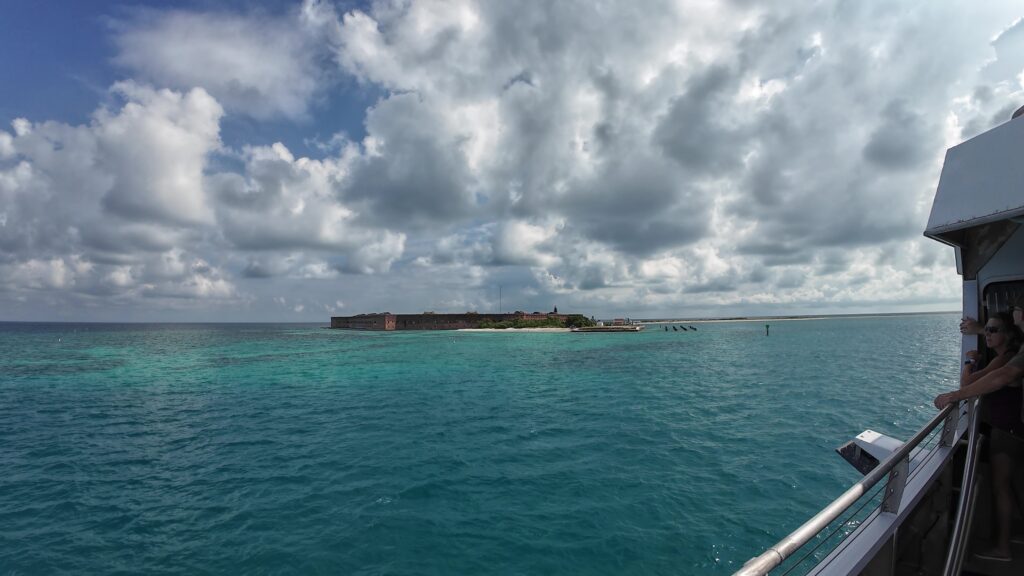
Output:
[0, 81, 405, 318]
[97, 82, 222, 226]
[319, 0, 994, 314]
[5, 0, 1022, 320]
[491, 220, 562, 267]
[0, 83, 219, 267]
[111, 2, 333, 120]
[212, 141, 406, 274]
[342, 93, 476, 227]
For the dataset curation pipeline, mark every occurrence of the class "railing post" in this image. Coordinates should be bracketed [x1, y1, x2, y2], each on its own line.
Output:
[940, 403, 959, 447]
[943, 399, 980, 576]
[881, 456, 909, 513]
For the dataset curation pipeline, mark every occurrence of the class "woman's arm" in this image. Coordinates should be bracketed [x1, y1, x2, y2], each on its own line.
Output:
[960, 351, 1012, 386]
[935, 363, 1024, 409]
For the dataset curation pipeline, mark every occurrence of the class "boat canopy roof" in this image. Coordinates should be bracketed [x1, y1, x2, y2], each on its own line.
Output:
[926, 116, 1024, 244]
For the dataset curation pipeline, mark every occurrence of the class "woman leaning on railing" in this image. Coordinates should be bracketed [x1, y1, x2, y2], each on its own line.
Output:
[934, 305, 1024, 562]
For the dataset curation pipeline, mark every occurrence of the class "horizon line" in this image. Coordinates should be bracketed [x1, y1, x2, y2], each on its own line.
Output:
[0, 310, 961, 325]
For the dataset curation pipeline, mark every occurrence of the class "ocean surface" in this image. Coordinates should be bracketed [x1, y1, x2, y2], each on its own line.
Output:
[0, 314, 960, 575]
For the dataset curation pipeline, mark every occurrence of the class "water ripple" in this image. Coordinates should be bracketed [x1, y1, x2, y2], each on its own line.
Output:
[0, 316, 960, 574]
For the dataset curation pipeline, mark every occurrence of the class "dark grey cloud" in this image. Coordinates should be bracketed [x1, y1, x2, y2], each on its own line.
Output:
[242, 260, 279, 278]
[737, 240, 805, 258]
[774, 269, 806, 289]
[862, 100, 933, 170]
[561, 155, 710, 255]
[762, 252, 814, 268]
[79, 223, 183, 254]
[576, 267, 609, 291]
[685, 277, 739, 294]
[960, 99, 1020, 140]
[344, 94, 475, 227]
[814, 251, 852, 276]
[654, 65, 747, 176]
[484, 83, 581, 219]
[208, 142, 406, 275]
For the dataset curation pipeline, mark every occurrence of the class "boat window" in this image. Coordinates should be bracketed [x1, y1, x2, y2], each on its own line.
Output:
[983, 280, 1024, 322]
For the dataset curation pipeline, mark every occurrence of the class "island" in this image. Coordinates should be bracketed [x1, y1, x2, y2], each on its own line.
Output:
[330, 309, 596, 331]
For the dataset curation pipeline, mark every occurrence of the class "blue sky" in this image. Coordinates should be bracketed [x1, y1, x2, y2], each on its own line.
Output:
[1, 2, 120, 124]
[0, 1, 378, 157]
[0, 1, 1022, 321]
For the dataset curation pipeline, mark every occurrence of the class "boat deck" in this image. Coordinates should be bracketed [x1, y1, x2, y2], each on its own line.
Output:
[960, 466, 1024, 576]
[962, 541, 1024, 576]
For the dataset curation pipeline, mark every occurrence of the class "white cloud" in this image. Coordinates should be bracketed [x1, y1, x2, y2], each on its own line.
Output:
[97, 82, 222, 226]
[214, 141, 407, 274]
[9, 258, 74, 290]
[0, 84, 217, 261]
[0, 130, 13, 159]
[321, 0, 1011, 313]
[141, 258, 237, 300]
[0, 84, 231, 307]
[112, 5, 330, 120]
[103, 266, 135, 290]
[0, 76, 415, 319]
[7, 0, 1022, 319]
[342, 92, 476, 226]
[492, 220, 562, 267]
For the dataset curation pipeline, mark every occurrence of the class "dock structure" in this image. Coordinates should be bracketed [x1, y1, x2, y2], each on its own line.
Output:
[571, 325, 644, 332]
[331, 311, 572, 331]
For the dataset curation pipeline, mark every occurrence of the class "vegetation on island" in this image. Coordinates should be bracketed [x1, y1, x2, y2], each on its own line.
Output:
[564, 315, 597, 328]
[476, 314, 596, 329]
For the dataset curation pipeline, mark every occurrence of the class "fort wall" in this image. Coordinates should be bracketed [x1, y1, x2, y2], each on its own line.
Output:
[330, 312, 571, 331]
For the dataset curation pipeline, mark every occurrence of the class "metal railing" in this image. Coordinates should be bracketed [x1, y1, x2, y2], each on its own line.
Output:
[734, 403, 963, 576]
[942, 400, 981, 576]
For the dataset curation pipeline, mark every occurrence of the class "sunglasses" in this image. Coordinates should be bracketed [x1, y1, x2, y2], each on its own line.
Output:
[984, 326, 1003, 334]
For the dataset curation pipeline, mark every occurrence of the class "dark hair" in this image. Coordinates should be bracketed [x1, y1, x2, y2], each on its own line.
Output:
[989, 311, 1023, 355]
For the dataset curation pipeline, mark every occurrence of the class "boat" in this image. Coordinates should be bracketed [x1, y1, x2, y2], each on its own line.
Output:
[673, 326, 678, 331]
[734, 107, 1024, 575]
[689, 325, 697, 331]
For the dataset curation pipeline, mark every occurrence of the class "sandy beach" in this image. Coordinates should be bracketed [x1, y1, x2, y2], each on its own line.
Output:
[640, 311, 957, 325]
[645, 317, 827, 325]
[457, 327, 572, 332]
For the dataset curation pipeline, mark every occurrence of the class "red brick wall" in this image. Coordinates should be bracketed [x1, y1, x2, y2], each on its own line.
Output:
[331, 314, 396, 330]
[332, 313, 573, 330]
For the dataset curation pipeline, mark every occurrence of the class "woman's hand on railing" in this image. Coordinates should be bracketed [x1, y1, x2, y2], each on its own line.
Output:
[960, 317, 982, 335]
[934, 391, 958, 410]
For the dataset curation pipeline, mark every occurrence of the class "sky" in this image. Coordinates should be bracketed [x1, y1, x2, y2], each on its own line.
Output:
[1, 1, 1023, 322]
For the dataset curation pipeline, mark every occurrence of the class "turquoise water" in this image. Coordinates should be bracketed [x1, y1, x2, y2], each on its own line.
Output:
[0, 315, 960, 575]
